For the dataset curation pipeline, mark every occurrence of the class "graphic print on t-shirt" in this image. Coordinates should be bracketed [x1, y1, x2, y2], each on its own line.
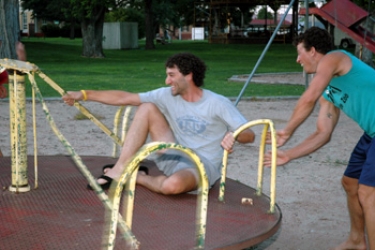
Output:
[177, 115, 207, 136]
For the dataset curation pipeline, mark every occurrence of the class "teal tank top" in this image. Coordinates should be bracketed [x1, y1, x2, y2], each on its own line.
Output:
[322, 50, 375, 138]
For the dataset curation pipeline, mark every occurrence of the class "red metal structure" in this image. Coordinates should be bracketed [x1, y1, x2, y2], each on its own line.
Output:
[300, 0, 375, 53]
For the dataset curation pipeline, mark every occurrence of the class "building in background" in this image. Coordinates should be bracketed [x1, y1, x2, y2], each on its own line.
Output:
[19, 1, 45, 37]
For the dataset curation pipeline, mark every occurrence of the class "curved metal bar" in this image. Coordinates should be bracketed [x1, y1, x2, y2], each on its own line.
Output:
[111, 106, 133, 158]
[112, 106, 125, 157]
[121, 106, 132, 143]
[31, 72, 39, 189]
[36, 71, 122, 146]
[0, 60, 139, 247]
[219, 119, 277, 213]
[0, 59, 121, 147]
[257, 123, 269, 196]
[105, 142, 209, 250]
[26, 73, 139, 249]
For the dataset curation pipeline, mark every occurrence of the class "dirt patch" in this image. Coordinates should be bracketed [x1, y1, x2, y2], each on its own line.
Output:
[229, 72, 312, 85]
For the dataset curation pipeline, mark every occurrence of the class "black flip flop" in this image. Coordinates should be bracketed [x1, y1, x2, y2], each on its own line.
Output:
[87, 175, 113, 190]
[102, 164, 114, 173]
[139, 166, 149, 175]
[102, 164, 148, 175]
[88, 166, 149, 191]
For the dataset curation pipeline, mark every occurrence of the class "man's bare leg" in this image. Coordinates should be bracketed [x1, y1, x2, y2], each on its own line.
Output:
[331, 176, 366, 250]
[98, 103, 175, 183]
[137, 168, 198, 195]
[358, 184, 375, 250]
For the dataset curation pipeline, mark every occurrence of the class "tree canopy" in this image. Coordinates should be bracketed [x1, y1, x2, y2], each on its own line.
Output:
[22, 0, 198, 54]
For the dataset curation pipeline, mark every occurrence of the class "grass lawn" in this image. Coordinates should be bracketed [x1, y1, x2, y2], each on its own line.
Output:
[20, 37, 305, 98]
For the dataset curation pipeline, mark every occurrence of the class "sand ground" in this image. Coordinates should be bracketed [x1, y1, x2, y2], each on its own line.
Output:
[0, 73, 365, 249]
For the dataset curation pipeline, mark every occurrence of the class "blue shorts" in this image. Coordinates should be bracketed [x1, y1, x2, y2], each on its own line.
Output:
[344, 133, 375, 187]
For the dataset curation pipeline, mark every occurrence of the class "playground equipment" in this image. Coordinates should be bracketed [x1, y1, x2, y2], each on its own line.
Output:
[299, 0, 375, 53]
[0, 58, 281, 249]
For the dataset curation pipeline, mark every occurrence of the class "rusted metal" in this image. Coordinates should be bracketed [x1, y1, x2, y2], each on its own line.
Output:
[0, 155, 281, 250]
[8, 72, 30, 193]
[219, 119, 277, 213]
[105, 142, 209, 250]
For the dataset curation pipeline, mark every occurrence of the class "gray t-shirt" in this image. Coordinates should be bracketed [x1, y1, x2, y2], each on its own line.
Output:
[139, 87, 248, 184]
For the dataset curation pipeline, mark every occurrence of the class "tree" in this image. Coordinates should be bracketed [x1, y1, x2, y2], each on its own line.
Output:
[23, 0, 112, 58]
[22, 0, 67, 22]
[268, 2, 281, 25]
[143, 0, 197, 49]
[144, 0, 155, 49]
[105, 7, 145, 39]
[257, 6, 273, 20]
[23, 0, 79, 40]
[70, 0, 107, 58]
[0, 0, 20, 59]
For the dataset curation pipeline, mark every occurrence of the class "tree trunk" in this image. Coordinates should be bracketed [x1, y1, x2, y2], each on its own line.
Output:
[80, 6, 105, 58]
[0, 0, 20, 59]
[144, 0, 155, 50]
[69, 19, 76, 40]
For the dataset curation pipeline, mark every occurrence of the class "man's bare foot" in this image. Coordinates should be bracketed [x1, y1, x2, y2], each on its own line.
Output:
[330, 239, 367, 250]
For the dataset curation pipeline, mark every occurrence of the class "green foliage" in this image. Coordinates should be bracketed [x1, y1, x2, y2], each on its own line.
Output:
[257, 7, 273, 20]
[69, 0, 111, 20]
[21, 38, 304, 98]
[105, 8, 145, 39]
[41, 24, 61, 37]
[353, 0, 375, 12]
[60, 24, 82, 38]
[22, 0, 67, 21]
[41, 23, 82, 38]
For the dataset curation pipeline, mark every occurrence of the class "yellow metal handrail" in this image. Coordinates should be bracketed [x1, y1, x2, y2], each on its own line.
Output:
[105, 142, 209, 250]
[219, 119, 277, 213]
[0, 59, 139, 248]
[111, 106, 132, 158]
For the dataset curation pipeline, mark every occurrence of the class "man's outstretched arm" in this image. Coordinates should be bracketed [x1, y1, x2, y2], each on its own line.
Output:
[62, 90, 141, 106]
[264, 97, 340, 167]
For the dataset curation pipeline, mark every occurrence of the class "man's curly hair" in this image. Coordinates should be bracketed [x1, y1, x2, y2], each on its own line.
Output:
[165, 53, 207, 87]
[293, 27, 334, 54]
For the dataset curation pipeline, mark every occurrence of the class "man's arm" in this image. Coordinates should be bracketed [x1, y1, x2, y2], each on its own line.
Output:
[264, 97, 340, 166]
[62, 90, 141, 106]
[237, 128, 255, 144]
[280, 53, 343, 146]
[221, 128, 255, 153]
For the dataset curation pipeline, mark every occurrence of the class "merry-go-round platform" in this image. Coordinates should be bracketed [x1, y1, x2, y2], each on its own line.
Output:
[0, 155, 282, 250]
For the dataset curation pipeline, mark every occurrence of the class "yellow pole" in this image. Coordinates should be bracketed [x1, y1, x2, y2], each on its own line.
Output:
[112, 106, 125, 158]
[8, 72, 30, 193]
[32, 76, 39, 189]
[218, 119, 277, 213]
[105, 142, 209, 250]
[27, 73, 139, 248]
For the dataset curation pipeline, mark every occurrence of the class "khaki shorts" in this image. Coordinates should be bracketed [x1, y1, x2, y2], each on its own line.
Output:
[153, 149, 218, 187]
